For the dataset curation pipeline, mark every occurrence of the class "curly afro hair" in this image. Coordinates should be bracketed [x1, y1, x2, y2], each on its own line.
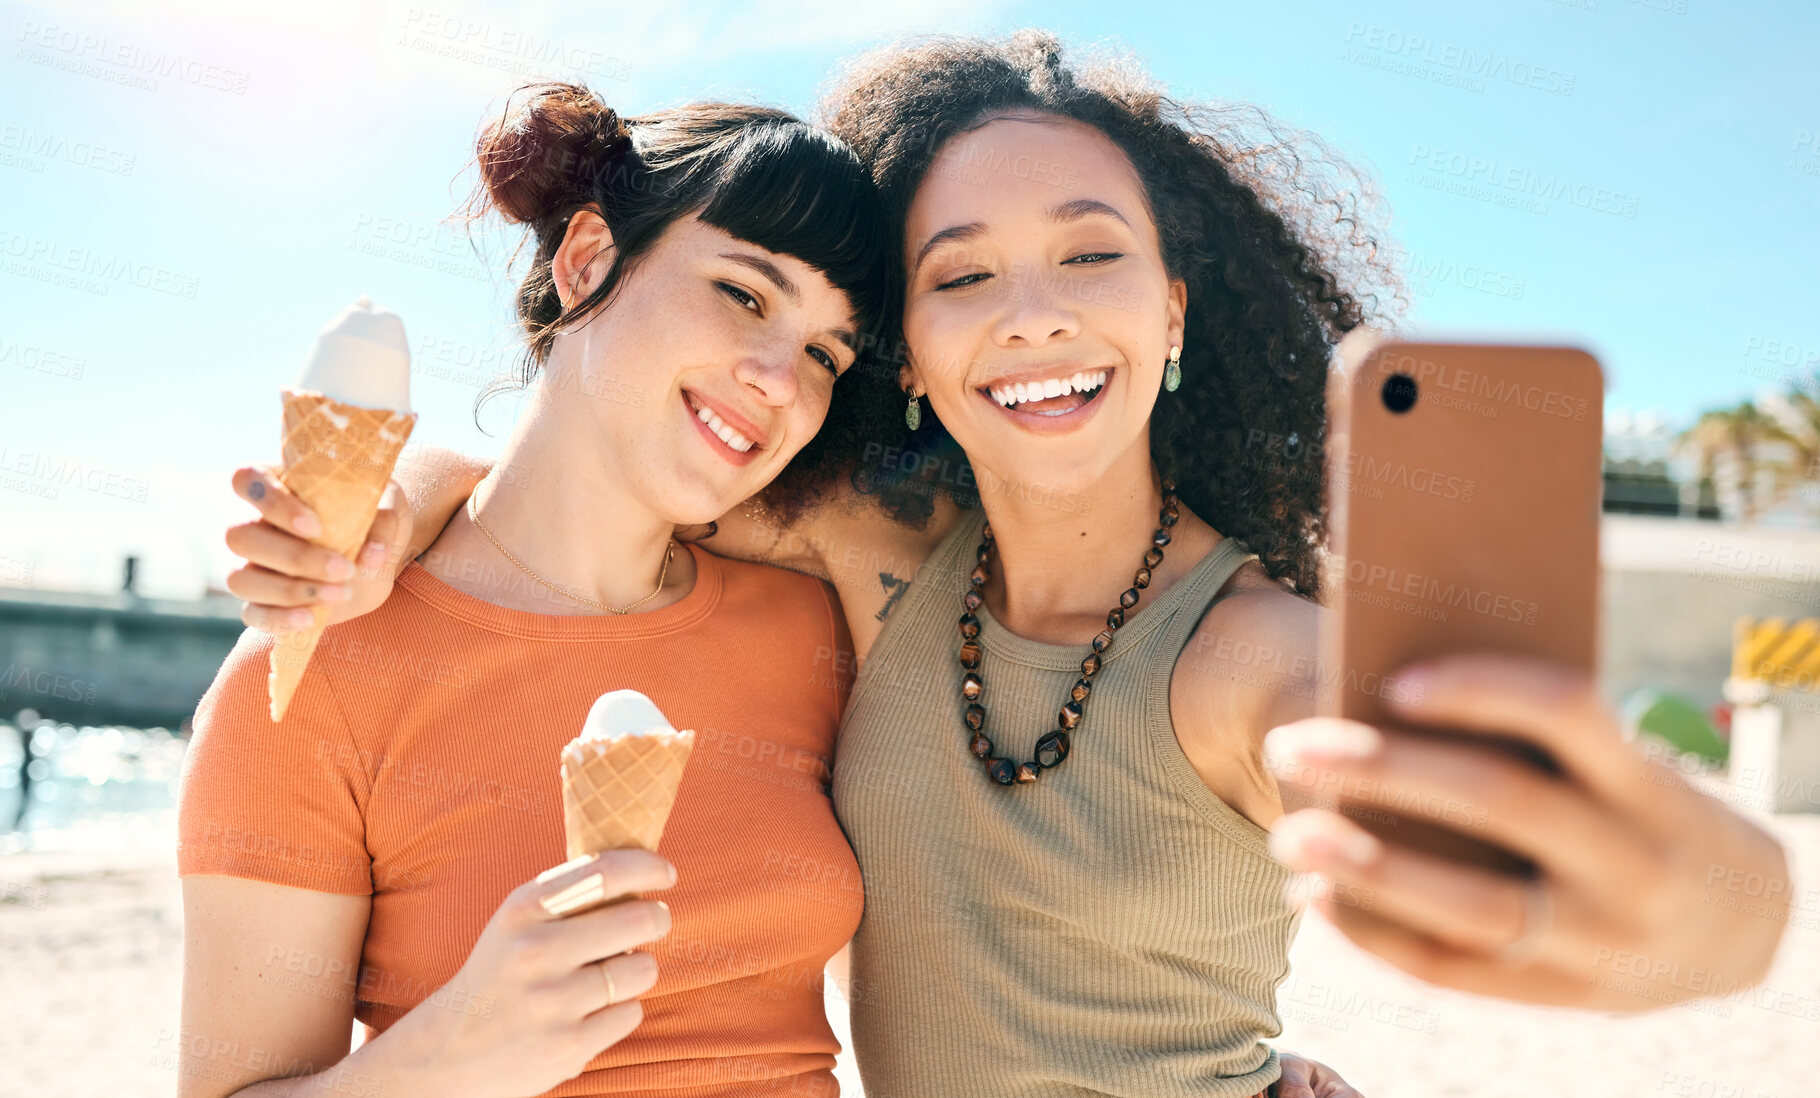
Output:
[796, 30, 1404, 595]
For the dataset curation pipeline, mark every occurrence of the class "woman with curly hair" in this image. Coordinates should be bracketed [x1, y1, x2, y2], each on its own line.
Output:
[222, 29, 1792, 1098]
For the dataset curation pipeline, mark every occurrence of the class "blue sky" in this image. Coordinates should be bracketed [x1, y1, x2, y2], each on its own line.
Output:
[3, 0, 1816, 596]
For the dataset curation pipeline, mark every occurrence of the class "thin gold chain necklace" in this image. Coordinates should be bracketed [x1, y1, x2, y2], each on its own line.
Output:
[465, 490, 674, 614]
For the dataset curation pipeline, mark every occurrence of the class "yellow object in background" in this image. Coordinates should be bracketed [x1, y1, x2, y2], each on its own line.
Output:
[1733, 618, 1820, 690]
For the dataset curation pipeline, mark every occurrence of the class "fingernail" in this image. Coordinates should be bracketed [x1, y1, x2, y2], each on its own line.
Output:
[1268, 825, 1311, 865]
[1391, 665, 1435, 704]
[1269, 821, 1381, 867]
[320, 584, 352, 603]
[1264, 722, 1380, 769]
[1332, 826, 1383, 865]
[295, 512, 323, 539]
[324, 556, 355, 581]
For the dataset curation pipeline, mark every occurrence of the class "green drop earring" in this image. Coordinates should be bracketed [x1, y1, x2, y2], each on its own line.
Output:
[1163, 344, 1183, 392]
[905, 391, 923, 430]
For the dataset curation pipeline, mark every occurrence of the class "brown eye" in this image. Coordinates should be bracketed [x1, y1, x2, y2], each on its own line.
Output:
[808, 346, 840, 376]
[717, 281, 761, 312]
[935, 272, 990, 291]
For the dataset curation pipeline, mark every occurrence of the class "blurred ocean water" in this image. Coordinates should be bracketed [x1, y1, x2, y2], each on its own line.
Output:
[0, 720, 185, 856]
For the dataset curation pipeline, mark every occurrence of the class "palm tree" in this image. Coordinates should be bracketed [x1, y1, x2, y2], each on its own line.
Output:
[1761, 383, 1820, 516]
[1675, 401, 1791, 524]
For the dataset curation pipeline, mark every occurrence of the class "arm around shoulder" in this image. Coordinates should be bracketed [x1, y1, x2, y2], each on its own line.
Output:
[391, 445, 493, 572]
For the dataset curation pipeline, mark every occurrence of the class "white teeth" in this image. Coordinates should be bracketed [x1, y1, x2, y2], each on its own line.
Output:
[989, 369, 1109, 408]
[691, 397, 755, 452]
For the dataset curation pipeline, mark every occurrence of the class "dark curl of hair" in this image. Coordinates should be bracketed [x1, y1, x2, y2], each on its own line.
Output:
[815, 31, 1404, 595]
[459, 81, 894, 525]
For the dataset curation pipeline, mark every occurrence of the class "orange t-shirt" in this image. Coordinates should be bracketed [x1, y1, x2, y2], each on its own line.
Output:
[177, 543, 863, 1097]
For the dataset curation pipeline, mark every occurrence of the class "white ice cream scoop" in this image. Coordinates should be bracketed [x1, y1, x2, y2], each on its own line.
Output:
[578, 689, 680, 742]
[295, 296, 412, 412]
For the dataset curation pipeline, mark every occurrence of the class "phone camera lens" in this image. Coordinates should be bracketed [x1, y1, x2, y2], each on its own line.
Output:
[1381, 373, 1418, 414]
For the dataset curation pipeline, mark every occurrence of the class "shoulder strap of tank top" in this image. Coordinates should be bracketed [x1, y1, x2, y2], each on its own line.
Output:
[1148, 535, 1258, 659]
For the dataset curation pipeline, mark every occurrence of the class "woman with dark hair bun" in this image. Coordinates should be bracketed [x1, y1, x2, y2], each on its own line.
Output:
[219, 26, 1792, 1098]
[179, 83, 894, 1097]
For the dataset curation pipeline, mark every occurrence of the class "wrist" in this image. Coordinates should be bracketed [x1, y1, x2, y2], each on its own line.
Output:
[339, 1007, 456, 1098]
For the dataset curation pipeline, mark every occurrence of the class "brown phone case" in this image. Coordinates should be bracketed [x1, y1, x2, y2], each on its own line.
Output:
[1316, 332, 1604, 874]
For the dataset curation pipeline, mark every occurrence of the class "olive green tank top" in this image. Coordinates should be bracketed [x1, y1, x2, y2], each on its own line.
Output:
[831, 506, 1303, 1098]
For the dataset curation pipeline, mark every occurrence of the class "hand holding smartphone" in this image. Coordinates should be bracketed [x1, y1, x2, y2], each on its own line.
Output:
[1316, 330, 1604, 873]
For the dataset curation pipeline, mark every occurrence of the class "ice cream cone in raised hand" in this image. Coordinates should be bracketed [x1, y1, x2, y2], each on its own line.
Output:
[268, 298, 417, 721]
[540, 690, 695, 918]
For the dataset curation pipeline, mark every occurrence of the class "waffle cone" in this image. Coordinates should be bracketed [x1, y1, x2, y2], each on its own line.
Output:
[268, 389, 417, 721]
[561, 730, 696, 860]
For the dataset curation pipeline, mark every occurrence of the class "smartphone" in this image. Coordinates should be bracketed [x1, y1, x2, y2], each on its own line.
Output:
[1317, 332, 1604, 874]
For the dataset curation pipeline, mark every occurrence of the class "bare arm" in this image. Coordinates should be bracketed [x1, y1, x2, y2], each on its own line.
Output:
[390, 444, 494, 569]
[1169, 562, 1322, 830]
[181, 852, 673, 1098]
[178, 876, 426, 1098]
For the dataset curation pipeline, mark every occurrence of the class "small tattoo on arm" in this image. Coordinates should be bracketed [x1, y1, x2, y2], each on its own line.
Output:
[876, 572, 909, 622]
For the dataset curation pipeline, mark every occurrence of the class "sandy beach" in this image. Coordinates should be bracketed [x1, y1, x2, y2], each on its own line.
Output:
[4, 804, 1816, 1097]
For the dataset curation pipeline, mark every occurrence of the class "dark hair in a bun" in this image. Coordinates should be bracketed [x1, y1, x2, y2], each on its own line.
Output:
[463, 81, 899, 519]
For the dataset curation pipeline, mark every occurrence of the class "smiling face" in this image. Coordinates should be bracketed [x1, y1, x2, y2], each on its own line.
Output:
[901, 112, 1186, 494]
[547, 210, 860, 523]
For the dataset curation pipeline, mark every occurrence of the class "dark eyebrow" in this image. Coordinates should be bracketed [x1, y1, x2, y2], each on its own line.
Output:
[1048, 198, 1130, 227]
[718, 251, 800, 304]
[912, 201, 1130, 278]
[910, 222, 986, 277]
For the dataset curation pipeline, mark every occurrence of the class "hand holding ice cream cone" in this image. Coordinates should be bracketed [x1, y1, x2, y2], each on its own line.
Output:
[539, 690, 695, 918]
[267, 298, 418, 720]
